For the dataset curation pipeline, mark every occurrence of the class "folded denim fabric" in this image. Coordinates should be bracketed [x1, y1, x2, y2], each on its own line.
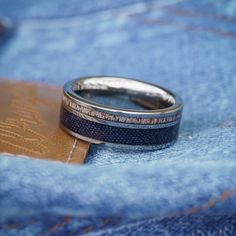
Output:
[0, 0, 236, 235]
[0, 156, 236, 235]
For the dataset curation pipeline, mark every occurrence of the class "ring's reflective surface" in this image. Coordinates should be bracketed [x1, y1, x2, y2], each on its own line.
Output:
[60, 76, 183, 149]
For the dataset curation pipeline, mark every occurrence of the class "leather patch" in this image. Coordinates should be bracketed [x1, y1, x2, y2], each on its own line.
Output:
[0, 79, 90, 164]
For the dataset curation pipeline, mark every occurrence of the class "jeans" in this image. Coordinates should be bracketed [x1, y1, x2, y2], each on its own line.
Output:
[0, 0, 236, 235]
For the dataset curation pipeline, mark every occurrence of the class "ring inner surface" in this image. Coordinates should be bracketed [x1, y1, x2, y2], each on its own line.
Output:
[72, 77, 175, 110]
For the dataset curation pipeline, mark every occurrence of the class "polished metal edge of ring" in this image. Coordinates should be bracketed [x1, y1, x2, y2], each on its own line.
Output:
[63, 76, 183, 118]
[60, 125, 103, 144]
[103, 139, 177, 151]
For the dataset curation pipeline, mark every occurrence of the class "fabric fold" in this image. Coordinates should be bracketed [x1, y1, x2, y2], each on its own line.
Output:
[0, 155, 235, 221]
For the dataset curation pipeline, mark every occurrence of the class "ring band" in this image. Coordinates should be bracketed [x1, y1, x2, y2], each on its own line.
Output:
[60, 76, 183, 149]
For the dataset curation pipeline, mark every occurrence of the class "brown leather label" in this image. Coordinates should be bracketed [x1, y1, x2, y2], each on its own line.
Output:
[0, 79, 90, 164]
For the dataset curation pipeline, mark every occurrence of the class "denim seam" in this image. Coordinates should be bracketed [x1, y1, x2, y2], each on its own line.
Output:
[169, 189, 235, 217]
[3, 190, 234, 233]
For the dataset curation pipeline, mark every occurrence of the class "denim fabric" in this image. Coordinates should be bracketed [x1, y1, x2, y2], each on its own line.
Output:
[0, 0, 236, 235]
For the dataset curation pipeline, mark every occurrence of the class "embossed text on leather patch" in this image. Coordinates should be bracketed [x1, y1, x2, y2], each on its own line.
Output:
[0, 79, 90, 164]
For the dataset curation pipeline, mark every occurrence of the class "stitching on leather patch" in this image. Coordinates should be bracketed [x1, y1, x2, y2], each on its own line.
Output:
[66, 139, 78, 163]
[0, 79, 86, 164]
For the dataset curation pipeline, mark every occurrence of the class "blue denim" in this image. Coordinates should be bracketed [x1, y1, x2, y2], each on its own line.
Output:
[0, 0, 236, 235]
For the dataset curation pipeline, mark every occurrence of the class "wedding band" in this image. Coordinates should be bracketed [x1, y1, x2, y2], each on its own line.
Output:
[60, 76, 183, 149]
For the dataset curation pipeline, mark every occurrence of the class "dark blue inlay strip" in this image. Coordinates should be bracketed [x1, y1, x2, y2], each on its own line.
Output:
[60, 107, 180, 146]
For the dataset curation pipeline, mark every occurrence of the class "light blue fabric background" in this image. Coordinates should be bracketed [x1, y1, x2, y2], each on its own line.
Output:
[0, 0, 236, 235]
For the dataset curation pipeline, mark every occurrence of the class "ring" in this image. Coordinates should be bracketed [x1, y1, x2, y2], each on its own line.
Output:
[60, 76, 183, 149]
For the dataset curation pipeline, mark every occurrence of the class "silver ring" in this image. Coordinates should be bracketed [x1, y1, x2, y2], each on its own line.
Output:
[60, 76, 183, 150]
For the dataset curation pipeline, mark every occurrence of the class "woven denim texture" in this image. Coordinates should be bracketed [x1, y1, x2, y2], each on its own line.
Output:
[60, 107, 180, 146]
[0, 0, 236, 235]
